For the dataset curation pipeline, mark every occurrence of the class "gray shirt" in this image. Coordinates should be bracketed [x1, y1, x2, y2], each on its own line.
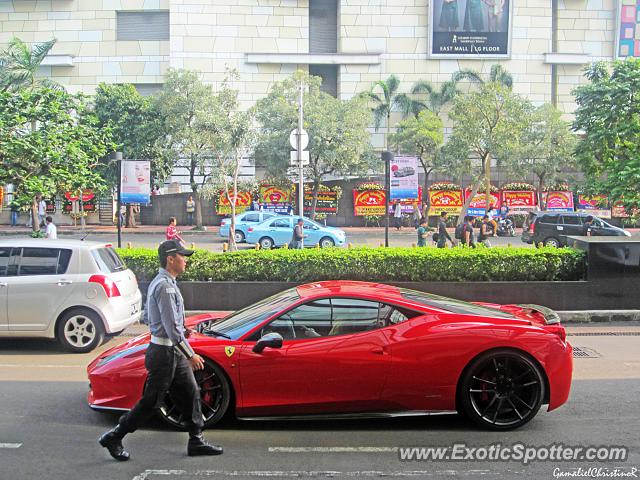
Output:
[144, 268, 187, 346]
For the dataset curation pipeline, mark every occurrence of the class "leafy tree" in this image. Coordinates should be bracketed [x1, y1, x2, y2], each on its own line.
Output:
[365, 74, 413, 150]
[154, 69, 216, 229]
[389, 110, 444, 215]
[93, 83, 172, 226]
[0, 87, 113, 231]
[453, 63, 514, 89]
[409, 79, 458, 117]
[515, 103, 577, 208]
[573, 59, 640, 214]
[255, 71, 375, 218]
[447, 82, 531, 223]
[0, 37, 61, 91]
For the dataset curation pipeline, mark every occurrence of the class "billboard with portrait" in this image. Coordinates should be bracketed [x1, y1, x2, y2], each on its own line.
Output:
[430, 0, 511, 57]
[121, 160, 151, 205]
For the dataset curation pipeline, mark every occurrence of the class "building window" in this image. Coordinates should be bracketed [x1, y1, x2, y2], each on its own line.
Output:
[116, 11, 169, 41]
[309, 0, 338, 54]
[309, 64, 338, 97]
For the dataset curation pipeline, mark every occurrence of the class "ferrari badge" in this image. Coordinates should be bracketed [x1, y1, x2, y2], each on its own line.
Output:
[224, 346, 235, 358]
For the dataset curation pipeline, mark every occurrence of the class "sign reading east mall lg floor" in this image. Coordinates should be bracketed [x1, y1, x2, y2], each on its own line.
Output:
[430, 0, 511, 58]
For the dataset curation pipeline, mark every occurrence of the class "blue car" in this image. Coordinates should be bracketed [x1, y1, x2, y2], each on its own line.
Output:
[245, 216, 347, 249]
[219, 211, 279, 243]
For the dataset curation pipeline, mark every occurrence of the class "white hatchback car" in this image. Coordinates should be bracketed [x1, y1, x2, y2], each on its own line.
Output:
[0, 239, 142, 353]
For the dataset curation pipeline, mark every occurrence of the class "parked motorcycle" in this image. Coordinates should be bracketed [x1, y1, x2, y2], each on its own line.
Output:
[496, 217, 516, 237]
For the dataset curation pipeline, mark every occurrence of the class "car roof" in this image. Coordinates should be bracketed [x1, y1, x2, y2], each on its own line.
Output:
[296, 280, 404, 301]
[0, 238, 116, 249]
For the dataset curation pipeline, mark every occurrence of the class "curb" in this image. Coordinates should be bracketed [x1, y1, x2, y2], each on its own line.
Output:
[558, 310, 640, 323]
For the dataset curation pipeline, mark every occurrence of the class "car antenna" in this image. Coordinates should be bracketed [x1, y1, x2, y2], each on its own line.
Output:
[80, 232, 90, 241]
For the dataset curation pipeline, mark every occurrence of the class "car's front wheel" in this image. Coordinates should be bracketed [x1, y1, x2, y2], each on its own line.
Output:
[56, 308, 105, 353]
[319, 237, 335, 248]
[543, 237, 561, 248]
[259, 237, 274, 250]
[157, 359, 231, 430]
[459, 349, 545, 430]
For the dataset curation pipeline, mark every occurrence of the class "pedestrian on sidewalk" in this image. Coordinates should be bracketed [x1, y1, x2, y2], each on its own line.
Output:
[412, 202, 422, 229]
[98, 240, 223, 461]
[37, 196, 47, 228]
[185, 195, 195, 226]
[9, 201, 19, 227]
[166, 217, 185, 245]
[478, 215, 492, 247]
[417, 218, 430, 247]
[436, 211, 454, 248]
[461, 216, 476, 248]
[44, 216, 57, 239]
[393, 200, 403, 230]
[289, 217, 305, 249]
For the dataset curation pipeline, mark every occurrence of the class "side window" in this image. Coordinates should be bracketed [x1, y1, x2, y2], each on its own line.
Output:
[244, 214, 260, 222]
[272, 218, 291, 228]
[0, 247, 10, 276]
[540, 214, 559, 224]
[263, 213, 276, 220]
[303, 221, 319, 230]
[255, 299, 332, 340]
[378, 303, 411, 325]
[561, 216, 581, 225]
[18, 248, 71, 276]
[329, 298, 380, 336]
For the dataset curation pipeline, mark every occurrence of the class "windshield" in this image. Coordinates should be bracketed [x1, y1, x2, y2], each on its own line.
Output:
[204, 288, 300, 339]
[400, 288, 517, 319]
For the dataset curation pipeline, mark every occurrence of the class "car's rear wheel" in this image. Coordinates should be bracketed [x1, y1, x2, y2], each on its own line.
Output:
[234, 230, 245, 243]
[259, 237, 274, 250]
[543, 237, 561, 248]
[459, 350, 545, 430]
[157, 359, 231, 430]
[319, 237, 335, 248]
[56, 308, 105, 353]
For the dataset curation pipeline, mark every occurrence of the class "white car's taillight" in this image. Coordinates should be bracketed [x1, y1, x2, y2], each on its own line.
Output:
[89, 274, 122, 298]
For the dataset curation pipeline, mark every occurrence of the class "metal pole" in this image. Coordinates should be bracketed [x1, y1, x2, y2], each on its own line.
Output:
[297, 81, 304, 247]
[115, 151, 123, 248]
[382, 151, 393, 248]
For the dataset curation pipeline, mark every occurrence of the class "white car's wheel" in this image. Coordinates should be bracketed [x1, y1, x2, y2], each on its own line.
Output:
[56, 308, 104, 353]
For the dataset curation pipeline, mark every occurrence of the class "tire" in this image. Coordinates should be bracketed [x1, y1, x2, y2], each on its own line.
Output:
[157, 359, 231, 430]
[234, 230, 245, 243]
[459, 349, 545, 431]
[319, 237, 335, 248]
[56, 308, 105, 353]
[543, 237, 561, 248]
[259, 237, 274, 250]
[508, 227, 516, 237]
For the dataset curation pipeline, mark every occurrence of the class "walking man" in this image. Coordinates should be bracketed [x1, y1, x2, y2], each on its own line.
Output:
[290, 217, 305, 249]
[417, 218, 429, 247]
[393, 200, 403, 230]
[185, 195, 195, 226]
[99, 240, 223, 461]
[436, 212, 454, 248]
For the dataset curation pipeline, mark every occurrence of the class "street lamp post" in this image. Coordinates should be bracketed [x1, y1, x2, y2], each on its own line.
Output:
[382, 151, 393, 248]
[113, 151, 123, 248]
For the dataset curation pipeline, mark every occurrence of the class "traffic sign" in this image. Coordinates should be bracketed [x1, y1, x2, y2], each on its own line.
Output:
[289, 129, 309, 151]
[290, 150, 309, 165]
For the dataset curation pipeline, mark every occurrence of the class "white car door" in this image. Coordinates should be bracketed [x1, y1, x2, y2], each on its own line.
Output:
[8, 247, 75, 332]
[0, 246, 10, 332]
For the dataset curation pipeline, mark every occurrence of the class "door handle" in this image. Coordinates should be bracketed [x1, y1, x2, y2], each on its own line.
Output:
[370, 346, 386, 355]
[57, 280, 73, 286]
[0, 282, 7, 287]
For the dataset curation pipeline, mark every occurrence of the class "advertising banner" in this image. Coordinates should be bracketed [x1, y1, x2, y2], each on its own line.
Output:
[502, 190, 537, 213]
[303, 188, 338, 215]
[616, 0, 640, 58]
[259, 185, 293, 215]
[465, 189, 500, 216]
[121, 160, 151, 205]
[577, 194, 611, 219]
[353, 189, 386, 216]
[387, 186, 424, 215]
[217, 191, 252, 215]
[390, 156, 419, 200]
[63, 189, 96, 213]
[430, 0, 511, 58]
[543, 191, 574, 212]
[428, 189, 464, 214]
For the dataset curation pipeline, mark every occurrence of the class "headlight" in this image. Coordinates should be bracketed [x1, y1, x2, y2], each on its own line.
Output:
[624, 230, 632, 237]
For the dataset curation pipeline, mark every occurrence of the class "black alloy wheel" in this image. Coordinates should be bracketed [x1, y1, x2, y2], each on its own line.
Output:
[460, 350, 545, 430]
[157, 359, 231, 430]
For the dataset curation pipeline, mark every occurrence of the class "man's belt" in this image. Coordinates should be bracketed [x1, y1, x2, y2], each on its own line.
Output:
[150, 335, 173, 346]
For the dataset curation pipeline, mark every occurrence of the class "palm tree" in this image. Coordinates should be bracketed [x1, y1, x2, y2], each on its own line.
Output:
[452, 63, 513, 89]
[0, 37, 61, 92]
[365, 75, 414, 150]
[409, 79, 459, 117]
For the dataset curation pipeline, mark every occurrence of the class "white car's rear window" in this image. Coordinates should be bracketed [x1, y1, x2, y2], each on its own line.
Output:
[91, 247, 127, 273]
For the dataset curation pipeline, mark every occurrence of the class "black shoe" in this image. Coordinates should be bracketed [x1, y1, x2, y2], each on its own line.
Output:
[99, 427, 130, 461]
[187, 435, 223, 456]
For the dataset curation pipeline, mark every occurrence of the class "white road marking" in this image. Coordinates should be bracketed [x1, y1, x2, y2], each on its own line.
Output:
[269, 446, 399, 453]
[0, 443, 22, 449]
[0, 364, 80, 368]
[132, 469, 509, 479]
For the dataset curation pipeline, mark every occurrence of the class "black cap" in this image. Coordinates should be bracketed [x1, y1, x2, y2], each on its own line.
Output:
[158, 240, 194, 261]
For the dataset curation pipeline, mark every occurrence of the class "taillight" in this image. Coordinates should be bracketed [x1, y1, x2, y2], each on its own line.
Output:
[545, 325, 566, 343]
[248, 227, 254, 232]
[89, 274, 121, 298]
[531, 221, 536, 234]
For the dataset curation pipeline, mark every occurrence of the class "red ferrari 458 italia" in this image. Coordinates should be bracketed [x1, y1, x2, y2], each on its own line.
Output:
[87, 280, 572, 431]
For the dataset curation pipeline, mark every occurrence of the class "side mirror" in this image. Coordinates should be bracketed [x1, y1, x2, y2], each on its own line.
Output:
[252, 332, 284, 353]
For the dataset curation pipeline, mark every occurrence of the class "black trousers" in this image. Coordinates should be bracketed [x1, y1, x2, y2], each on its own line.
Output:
[118, 343, 204, 436]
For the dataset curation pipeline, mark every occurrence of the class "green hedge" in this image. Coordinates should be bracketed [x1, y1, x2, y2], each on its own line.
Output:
[118, 246, 586, 283]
